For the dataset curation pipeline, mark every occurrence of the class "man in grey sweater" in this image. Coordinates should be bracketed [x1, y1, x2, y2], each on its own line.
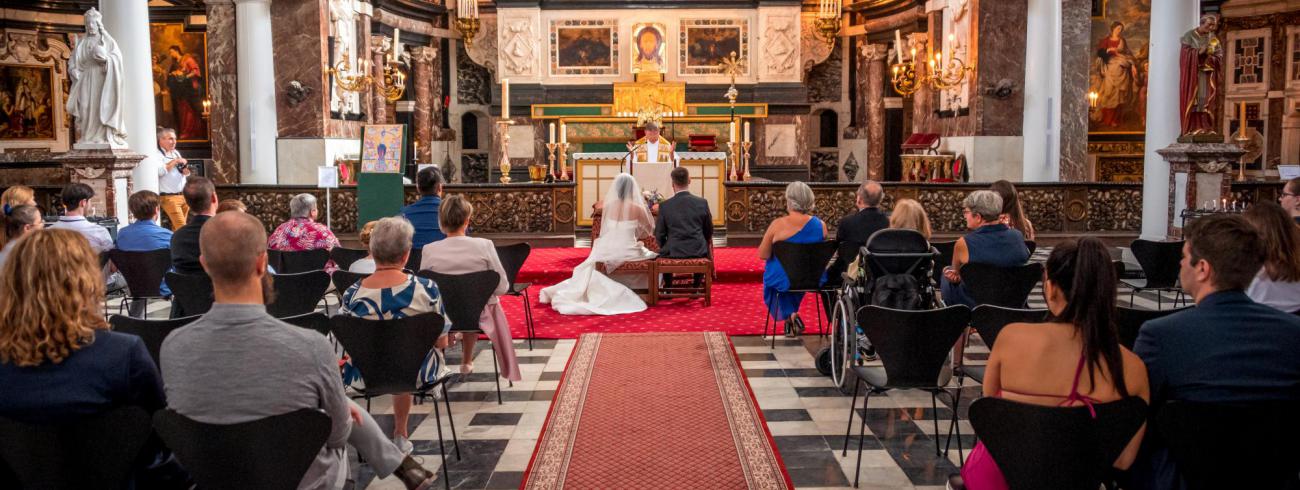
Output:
[160, 212, 436, 490]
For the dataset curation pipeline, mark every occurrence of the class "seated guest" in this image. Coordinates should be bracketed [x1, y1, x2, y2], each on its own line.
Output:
[216, 198, 247, 213]
[170, 176, 218, 275]
[826, 180, 888, 285]
[962, 237, 1149, 487]
[348, 221, 379, 274]
[402, 166, 446, 249]
[991, 180, 1035, 240]
[1, 184, 36, 212]
[161, 212, 437, 490]
[1281, 176, 1300, 226]
[941, 190, 1030, 308]
[654, 166, 712, 259]
[0, 205, 43, 268]
[49, 182, 114, 253]
[889, 198, 932, 240]
[759, 181, 827, 337]
[269, 193, 340, 272]
[117, 190, 175, 317]
[1244, 202, 1300, 313]
[341, 217, 451, 454]
[1132, 214, 1300, 489]
[421, 196, 522, 382]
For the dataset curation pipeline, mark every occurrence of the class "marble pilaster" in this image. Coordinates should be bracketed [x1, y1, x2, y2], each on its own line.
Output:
[1058, 0, 1091, 181]
[411, 46, 436, 163]
[370, 35, 395, 124]
[907, 33, 932, 134]
[205, 0, 240, 184]
[235, 0, 280, 184]
[100, 0, 160, 193]
[862, 44, 889, 181]
[271, 0, 328, 138]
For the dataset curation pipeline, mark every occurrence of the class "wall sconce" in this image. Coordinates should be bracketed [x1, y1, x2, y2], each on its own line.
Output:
[890, 31, 973, 96]
[326, 30, 407, 102]
[814, 0, 841, 48]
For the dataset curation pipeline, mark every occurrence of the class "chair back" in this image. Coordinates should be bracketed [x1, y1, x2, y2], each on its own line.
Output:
[970, 305, 1050, 350]
[153, 408, 331, 490]
[272, 249, 331, 274]
[328, 312, 445, 394]
[961, 262, 1044, 308]
[1129, 239, 1184, 289]
[930, 240, 957, 288]
[329, 247, 369, 271]
[1025, 239, 1037, 256]
[856, 305, 970, 388]
[862, 229, 936, 284]
[495, 242, 532, 286]
[772, 240, 837, 291]
[108, 315, 201, 369]
[107, 249, 172, 298]
[418, 270, 500, 333]
[165, 272, 214, 317]
[279, 312, 331, 336]
[405, 249, 424, 272]
[267, 271, 331, 318]
[0, 406, 152, 490]
[331, 270, 369, 296]
[1116, 306, 1189, 350]
[969, 396, 1148, 490]
[1156, 400, 1300, 490]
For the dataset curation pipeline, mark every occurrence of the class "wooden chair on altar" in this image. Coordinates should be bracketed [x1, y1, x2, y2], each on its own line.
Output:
[655, 247, 714, 306]
[591, 204, 660, 305]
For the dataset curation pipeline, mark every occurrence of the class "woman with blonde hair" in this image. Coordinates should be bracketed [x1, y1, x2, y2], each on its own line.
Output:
[1, 185, 36, 212]
[889, 198, 932, 240]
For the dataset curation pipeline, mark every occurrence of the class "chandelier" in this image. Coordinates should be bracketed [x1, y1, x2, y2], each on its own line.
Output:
[890, 34, 973, 96]
[455, 0, 481, 48]
[327, 31, 407, 102]
[814, 0, 841, 48]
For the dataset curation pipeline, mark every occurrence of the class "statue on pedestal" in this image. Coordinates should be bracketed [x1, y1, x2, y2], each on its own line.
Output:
[66, 8, 127, 149]
[1179, 14, 1222, 137]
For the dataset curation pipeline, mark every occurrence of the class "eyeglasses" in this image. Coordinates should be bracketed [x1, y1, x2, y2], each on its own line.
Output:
[1283, 192, 1299, 198]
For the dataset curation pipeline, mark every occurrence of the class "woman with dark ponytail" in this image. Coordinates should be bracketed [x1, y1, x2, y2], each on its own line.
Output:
[959, 236, 1149, 489]
[0, 205, 44, 269]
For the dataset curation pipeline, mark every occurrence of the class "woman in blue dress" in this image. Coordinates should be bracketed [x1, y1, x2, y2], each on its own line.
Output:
[759, 181, 828, 336]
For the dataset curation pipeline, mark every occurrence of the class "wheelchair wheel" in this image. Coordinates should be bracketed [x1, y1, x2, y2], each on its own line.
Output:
[828, 295, 854, 388]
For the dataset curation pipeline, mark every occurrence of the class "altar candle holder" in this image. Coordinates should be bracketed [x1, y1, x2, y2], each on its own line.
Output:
[496, 119, 514, 184]
[558, 142, 571, 181]
[742, 141, 753, 181]
[727, 141, 740, 181]
[546, 142, 558, 180]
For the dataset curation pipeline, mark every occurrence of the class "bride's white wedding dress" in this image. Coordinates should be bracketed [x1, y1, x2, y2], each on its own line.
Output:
[540, 174, 658, 316]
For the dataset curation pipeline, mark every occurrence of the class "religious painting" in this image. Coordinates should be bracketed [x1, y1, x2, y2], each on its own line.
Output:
[149, 23, 208, 141]
[550, 20, 618, 76]
[360, 124, 405, 173]
[632, 23, 666, 74]
[1088, 0, 1149, 135]
[680, 19, 748, 76]
[0, 65, 56, 141]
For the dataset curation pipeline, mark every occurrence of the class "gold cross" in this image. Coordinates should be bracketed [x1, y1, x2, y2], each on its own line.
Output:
[718, 51, 745, 85]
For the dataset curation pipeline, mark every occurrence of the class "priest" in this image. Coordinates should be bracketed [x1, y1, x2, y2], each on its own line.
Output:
[625, 121, 678, 170]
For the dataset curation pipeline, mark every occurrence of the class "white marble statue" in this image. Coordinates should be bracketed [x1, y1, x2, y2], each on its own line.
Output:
[66, 8, 128, 149]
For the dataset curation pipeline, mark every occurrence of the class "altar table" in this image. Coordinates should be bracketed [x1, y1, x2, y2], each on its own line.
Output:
[573, 151, 726, 227]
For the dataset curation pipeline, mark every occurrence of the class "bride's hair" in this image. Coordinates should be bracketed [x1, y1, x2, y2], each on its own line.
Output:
[613, 174, 638, 201]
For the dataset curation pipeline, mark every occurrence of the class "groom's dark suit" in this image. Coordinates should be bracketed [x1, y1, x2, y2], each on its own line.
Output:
[655, 190, 713, 258]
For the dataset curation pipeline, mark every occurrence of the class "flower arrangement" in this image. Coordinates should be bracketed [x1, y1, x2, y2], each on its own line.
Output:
[642, 189, 665, 209]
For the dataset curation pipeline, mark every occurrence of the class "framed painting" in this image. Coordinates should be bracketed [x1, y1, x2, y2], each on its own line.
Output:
[360, 124, 406, 173]
[631, 23, 667, 74]
[680, 19, 748, 76]
[149, 23, 209, 142]
[1088, 0, 1149, 135]
[0, 65, 56, 141]
[550, 20, 618, 76]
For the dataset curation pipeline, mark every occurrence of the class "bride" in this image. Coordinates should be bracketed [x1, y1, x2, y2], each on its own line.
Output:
[540, 173, 657, 315]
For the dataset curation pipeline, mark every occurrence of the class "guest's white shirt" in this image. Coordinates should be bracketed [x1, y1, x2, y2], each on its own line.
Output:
[1247, 268, 1300, 313]
[49, 216, 114, 253]
[155, 148, 186, 194]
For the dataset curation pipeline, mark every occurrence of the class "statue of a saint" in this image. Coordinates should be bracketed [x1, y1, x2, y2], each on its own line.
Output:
[66, 8, 127, 148]
[1179, 14, 1222, 136]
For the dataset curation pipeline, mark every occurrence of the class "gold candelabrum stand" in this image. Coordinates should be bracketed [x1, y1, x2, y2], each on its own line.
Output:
[1233, 132, 1251, 181]
[545, 143, 559, 182]
[456, 17, 481, 49]
[741, 141, 752, 181]
[555, 142, 571, 181]
[727, 141, 740, 181]
[496, 119, 514, 184]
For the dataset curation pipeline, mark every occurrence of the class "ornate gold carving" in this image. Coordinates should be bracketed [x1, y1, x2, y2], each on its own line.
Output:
[1087, 141, 1145, 154]
[1086, 188, 1143, 232]
[1065, 199, 1087, 222]
[1096, 157, 1144, 182]
[1018, 189, 1064, 232]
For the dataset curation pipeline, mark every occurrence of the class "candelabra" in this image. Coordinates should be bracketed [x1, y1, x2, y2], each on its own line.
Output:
[927, 52, 973, 90]
[727, 141, 740, 181]
[557, 142, 571, 181]
[456, 17, 481, 48]
[327, 51, 407, 102]
[889, 41, 974, 96]
[496, 119, 514, 184]
[814, 0, 841, 48]
[890, 61, 921, 96]
[741, 141, 752, 181]
[1233, 132, 1251, 182]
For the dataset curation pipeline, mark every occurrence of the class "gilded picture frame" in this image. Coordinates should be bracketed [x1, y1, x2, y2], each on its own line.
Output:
[550, 19, 618, 76]
[679, 19, 748, 76]
[149, 23, 209, 142]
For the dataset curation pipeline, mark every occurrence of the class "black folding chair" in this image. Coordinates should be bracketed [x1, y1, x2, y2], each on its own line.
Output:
[958, 305, 1049, 385]
[329, 247, 369, 272]
[331, 270, 369, 305]
[267, 271, 331, 318]
[495, 243, 536, 350]
[279, 312, 331, 336]
[930, 240, 957, 291]
[107, 249, 172, 318]
[961, 262, 1044, 309]
[273, 249, 331, 274]
[1121, 239, 1186, 309]
[153, 408, 331, 490]
[329, 312, 459, 486]
[844, 305, 971, 486]
[405, 249, 424, 273]
[108, 314, 201, 370]
[955, 396, 1148, 490]
[419, 269, 506, 404]
[1115, 305, 1189, 350]
[165, 271, 214, 318]
[0, 406, 153, 490]
[1156, 400, 1300, 490]
[1024, 239, 1037, 256]
[768, 240, 838, 347]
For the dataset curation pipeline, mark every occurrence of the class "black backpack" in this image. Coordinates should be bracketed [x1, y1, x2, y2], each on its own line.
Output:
[870, 273, 924, 310]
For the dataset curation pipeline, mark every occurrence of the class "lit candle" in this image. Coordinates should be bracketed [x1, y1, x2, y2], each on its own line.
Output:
[560, 122, 567, 144]
[743, 121, 750, 143]
[1088, 91, 1098, 109]
[895, 30, 904, 64]
[413, 141, 418, 162]
[549, 122, 556, 143]
[501, 78, 510, 119]
[1239, 101, 1247, 138]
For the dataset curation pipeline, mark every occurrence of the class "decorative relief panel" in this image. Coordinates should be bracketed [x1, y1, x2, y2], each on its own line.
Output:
[465, 15, 498, 73]
[759, 12, 799, 81]
[498, 12, 540, 78]
[1096, 156, 1144, 182]
[915, 189, 968, 233]
[1018, 189, 1064, 232]
[1087, 141, 1144, 154]
[451, 189, 555, 233]
[1085, 188, 1142, 232]
[810, 151, 838, 182]
[800, 13, 834, 75]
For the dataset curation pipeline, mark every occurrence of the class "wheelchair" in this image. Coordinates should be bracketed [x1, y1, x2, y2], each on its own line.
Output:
[816, 229, 941, 390]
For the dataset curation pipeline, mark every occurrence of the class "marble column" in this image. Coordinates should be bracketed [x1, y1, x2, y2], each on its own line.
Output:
[370, 35, 394, 124]
[1021, 0, 1060, 181]
[1140, 0, 1198, 240]
[99, 0, 160, 194]
[411, 46, 436, 163]
[235, 0, 279, 184]
[1058, 0, 1091, 181]
[862, 43, 889, 181]
[907, 33, 932, 134]
[205, 0, 239, 184]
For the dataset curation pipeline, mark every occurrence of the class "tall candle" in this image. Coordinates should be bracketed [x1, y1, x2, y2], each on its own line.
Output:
[729, 121, 736, 143]
[1239, 102, 1247, 138]
[560, 122, 567, 144]
[549, 122, 556, 143]
[413, 141, 418, 162]
[501, 78, 509, 119]
[743, 121, 751, 142]
[894, 30, 904, 64]
[393, 28, 401, 58]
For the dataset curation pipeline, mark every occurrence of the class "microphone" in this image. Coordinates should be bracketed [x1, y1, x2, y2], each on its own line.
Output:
[622, 143, 643, 174]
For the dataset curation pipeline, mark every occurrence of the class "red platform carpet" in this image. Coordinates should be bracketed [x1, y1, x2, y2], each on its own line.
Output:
[500, 247, 831, 339]
[522, 332, 792, 490]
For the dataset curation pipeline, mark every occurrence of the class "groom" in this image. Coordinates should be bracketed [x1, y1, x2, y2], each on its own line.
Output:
[656, 167, 712, 284]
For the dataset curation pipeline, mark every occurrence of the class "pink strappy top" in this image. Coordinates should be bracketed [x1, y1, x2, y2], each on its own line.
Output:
[997, 354, 1102, 418]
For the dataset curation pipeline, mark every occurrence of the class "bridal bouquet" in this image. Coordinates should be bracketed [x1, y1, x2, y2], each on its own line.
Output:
[642, 189, 665, 209]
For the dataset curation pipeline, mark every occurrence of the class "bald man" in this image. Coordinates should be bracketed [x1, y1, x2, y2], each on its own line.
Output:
[160, 212, 437, 490]
[826, 180, 890, 286]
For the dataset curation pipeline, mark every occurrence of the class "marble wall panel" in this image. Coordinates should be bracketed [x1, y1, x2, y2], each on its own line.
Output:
[806, 38, 842, 103]
[755, 115, 806, 167]
[1059, 0, 1090, 181]
[205, 1, 240, 184]
[458, 44, 492, 105]
[971, 0, 1028, 136]
[271, 0, 329, 138]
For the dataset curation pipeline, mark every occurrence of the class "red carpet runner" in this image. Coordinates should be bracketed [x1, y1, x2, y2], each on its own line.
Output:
[522, 332, 793, 490]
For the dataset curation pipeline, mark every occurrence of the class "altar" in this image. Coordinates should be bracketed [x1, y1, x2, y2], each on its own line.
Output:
[574, 152, 726, 227]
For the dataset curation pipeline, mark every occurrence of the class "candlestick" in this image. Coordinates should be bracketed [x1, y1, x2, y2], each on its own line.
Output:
[1239, 101, 1247, 138]
[728, 141, 740, 181]
[501, 78, 510, 119]
[558, 142, 570, 181]
[742, 141, 752, 181]
[546, 142, 558, 182]
[497, 119, 515, 184]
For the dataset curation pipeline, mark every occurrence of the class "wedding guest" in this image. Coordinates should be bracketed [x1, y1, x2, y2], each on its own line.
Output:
[1244, 202, 1300, 313]
[1132, 214, 1300, 489]
[49, 182, 114, 253]
[268, 193, 340, 272]
[421, 196, 521, 382]
[342, 217, 451, 454]
[962, 237, 1149, 487]
[1, 184, 36, 211]
[170, 176, 218, 275]
[162, 211, 437, 490]
[889, 198, 932, 240]
[117, 190, 174, 317]
[1281, 176, 1300, 225]
[827, 180, 889, 284]
[991, 180, 1035, 241]
[402, 166, 446, 249]
[941, 190, 1030, 308]
[216, 198, 246, 213]
[348, 221, 379, 274]
[759, 181, 827, 337]
[152, 128, 191, 230]
[0, 205, 42, 268]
